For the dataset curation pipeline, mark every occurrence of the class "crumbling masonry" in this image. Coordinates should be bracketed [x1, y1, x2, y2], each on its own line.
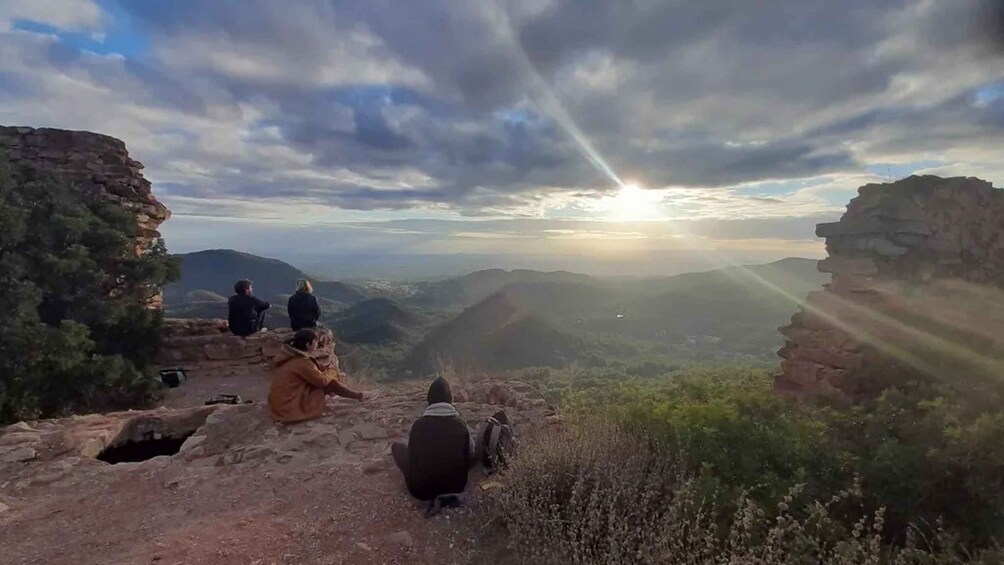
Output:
[0, 125, 170, 255]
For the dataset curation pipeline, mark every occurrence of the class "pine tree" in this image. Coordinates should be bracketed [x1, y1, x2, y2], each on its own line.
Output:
[0, 160, 180, 422]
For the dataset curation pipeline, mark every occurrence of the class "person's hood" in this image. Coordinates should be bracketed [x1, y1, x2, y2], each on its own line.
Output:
[426, 376, 453, 405]
[270, 343, 309, 369]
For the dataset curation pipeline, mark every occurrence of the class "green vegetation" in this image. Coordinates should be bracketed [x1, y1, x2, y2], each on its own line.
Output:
[485, 364, 1004, 563]
[0, 162, 179, 423]
[166, 252, 827, 377]
[402, 260, 825, 375]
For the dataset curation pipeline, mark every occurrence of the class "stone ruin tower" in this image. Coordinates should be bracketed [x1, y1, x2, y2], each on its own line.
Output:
[776, 176, 1004, 400]
[0, 126, 171, 306]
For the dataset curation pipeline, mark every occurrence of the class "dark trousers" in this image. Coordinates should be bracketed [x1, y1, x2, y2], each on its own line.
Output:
[254, 310, 267, 331]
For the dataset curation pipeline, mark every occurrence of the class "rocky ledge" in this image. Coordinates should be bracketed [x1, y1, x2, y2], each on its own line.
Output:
[156, 318, 337, 377]
[0, 380, 556, 564]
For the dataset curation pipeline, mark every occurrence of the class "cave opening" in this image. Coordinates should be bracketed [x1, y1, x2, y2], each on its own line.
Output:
[96, 432, 195, 464]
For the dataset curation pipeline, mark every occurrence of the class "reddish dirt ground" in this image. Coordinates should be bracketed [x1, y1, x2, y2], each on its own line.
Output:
[0, 373, 538, 564]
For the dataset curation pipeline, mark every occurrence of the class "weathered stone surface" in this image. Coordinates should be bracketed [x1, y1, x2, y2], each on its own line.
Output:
[4, 422, 35, 433]
[1, 446, 37, 463]
[818, 257, 878, 276]
[0, 379, 554, 480]
[0, 378, 561, 563]
[777, 175, 1004, 401]
[0, 126, 169, 254]
[816, 217, 885, 237]
[155, 319, 336, 376]
[0, 432, 42, 447]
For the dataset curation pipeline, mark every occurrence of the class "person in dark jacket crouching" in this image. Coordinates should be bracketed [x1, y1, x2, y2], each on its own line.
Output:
[287, 279, 321, 331]
[392, 377, 473, 501]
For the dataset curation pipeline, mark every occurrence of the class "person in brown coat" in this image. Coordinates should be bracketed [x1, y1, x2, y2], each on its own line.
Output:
[268, 328, 366, 423]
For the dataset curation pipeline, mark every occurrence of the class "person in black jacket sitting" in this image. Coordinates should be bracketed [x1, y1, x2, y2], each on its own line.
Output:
[228, 279, 270, 336]
[287, 279, 321, 331]
[392, 377, 473, 501]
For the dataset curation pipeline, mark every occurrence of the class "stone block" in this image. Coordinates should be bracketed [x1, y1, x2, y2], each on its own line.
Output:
[818, 257, 878, 276]
[816, 217, 885, 238]
[785, 361, 822, 385]
[796, 348, 863, 371]
[886, 220, 933, 236]
[831, 276, 879, 294]
[868, 237, 910, 256]
[891, 233, 928, 248]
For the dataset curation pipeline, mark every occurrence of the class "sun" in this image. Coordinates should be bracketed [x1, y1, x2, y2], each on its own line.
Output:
[605, 183, 664, 220]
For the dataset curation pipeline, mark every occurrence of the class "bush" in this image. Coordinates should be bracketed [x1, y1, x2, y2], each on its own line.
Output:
[498, 364, 1004, 559]
[487, 420, 1003, 564]
[600, 369, 1004, 548]
[0, 160, 179, 422]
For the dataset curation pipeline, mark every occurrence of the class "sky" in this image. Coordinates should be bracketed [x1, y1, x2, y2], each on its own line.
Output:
[1, 0, 1003, 278]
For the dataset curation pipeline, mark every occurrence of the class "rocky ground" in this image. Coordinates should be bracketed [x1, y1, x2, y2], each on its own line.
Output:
[0, 372, 553, 564]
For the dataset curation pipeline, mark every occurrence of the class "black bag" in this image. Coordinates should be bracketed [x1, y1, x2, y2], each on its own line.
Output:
[475, 411, 515, 474]
[158, 368, 187, 388]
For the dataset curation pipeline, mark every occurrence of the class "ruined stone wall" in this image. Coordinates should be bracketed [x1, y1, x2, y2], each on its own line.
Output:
[0, 126, 170, 254]
[156, 319, 337, 376]
[776, 176, 1004, 399]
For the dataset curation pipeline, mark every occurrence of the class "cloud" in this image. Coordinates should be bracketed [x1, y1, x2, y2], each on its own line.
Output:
[0, 0, 104, 32]
[0, 0, 1002, 243]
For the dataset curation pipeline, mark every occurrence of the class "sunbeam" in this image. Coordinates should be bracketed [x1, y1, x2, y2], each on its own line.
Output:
[479, 0, 625, 188]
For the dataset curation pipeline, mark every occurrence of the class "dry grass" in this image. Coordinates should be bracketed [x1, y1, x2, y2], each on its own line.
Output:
[482, 419, 1001, 565]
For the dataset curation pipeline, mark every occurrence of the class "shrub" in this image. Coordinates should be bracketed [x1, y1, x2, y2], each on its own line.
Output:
[622, 373, 1004, 545]
[505, 365, 1004, 556]
[0, 160, 179, 422]
[486, 420, 1003, 564]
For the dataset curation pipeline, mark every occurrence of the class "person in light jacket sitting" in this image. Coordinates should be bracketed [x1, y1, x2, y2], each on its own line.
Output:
[268, 329, 367, 423]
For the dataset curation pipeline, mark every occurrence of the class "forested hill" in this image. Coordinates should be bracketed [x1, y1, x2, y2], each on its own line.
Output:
[402, 258, 827, 374]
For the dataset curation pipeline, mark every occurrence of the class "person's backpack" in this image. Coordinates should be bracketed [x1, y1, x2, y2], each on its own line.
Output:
[158, 368, 187, 388]
[475, 411, 515, 474]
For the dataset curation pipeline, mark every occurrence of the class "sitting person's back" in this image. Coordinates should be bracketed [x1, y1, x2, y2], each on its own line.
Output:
[228, 279, 269, 336]
[287, 279, 320, 331]
[392, 377, 472, 500]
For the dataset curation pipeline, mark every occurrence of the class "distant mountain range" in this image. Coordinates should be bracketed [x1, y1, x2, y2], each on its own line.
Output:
[329, 298, 421, 345]
[402, 257, 827, 374]
[164, 249, 827, 375]
[402, 269, 597, 310]
[403, 291, 586, 374]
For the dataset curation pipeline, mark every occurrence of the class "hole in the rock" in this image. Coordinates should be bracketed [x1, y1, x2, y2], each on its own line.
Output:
[97, 432, 195, 464]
